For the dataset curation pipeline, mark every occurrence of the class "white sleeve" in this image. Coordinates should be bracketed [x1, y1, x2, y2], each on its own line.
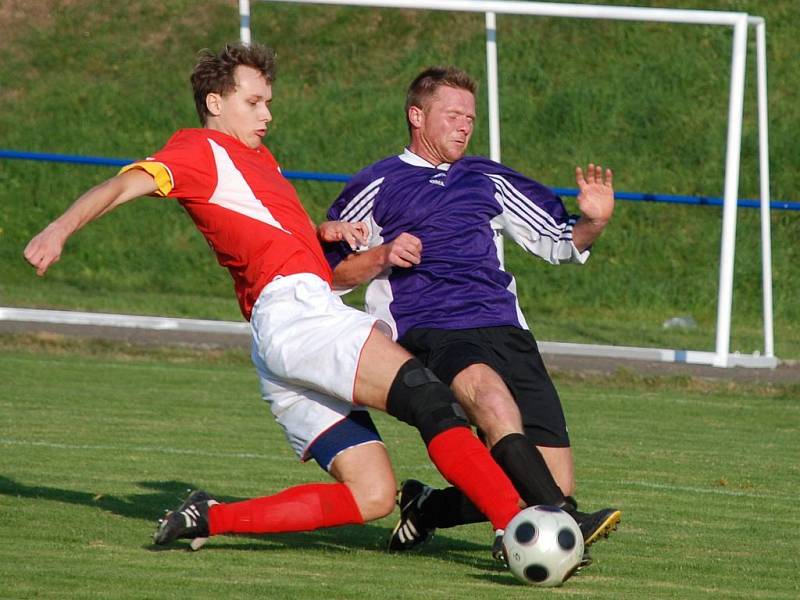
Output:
[488, 173, 589, 265]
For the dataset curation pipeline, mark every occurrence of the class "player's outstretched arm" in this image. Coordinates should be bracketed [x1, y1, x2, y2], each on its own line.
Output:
[332, 232, 422, 290]
[571, 163, 614, 252]
[24, 169, 159, 276]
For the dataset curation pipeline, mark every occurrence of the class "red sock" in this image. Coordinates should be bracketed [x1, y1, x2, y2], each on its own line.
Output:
[208, 482, 364, 535]
[427, 427, 521, 530]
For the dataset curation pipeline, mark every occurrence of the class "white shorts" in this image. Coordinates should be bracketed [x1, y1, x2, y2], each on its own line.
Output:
[250, 273, 391, 460]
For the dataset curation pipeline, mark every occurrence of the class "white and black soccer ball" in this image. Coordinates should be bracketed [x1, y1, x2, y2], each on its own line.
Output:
[503, 505, 584, 587]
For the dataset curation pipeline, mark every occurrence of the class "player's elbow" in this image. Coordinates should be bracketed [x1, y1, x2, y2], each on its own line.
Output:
[332, 259, 374, 290]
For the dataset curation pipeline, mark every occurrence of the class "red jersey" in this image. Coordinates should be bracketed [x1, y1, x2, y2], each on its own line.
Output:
[121, 128, 333, 320]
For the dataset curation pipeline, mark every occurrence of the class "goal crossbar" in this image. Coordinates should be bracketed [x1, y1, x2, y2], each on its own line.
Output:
[242, 0, 776, 368]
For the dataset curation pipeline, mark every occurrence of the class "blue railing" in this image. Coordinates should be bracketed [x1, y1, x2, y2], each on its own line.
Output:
[2, 149, 798, 211]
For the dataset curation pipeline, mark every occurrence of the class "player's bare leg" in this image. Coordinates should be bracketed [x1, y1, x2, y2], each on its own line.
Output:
[353, 328, 522, 533]
[451, 363, 524, 446]
[451, 363, 576, 495]
[328, 442, 396, 522]
[154, 433, 396, 549]
[450, 362, 618, 544]
[350, 326, 413, 411]
[391, 361, 618, 559]
[537, 446, 575, 498]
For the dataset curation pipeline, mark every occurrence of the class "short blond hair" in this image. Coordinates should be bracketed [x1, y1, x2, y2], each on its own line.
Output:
[405, 66, 477, 133]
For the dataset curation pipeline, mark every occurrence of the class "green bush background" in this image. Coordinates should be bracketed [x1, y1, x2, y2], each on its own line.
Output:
[1, 0, 797, 357]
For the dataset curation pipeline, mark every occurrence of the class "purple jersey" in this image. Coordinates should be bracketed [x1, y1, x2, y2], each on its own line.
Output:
[325, 149, 588, 339]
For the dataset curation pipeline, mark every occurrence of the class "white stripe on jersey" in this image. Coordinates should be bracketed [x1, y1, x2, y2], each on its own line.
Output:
[505, 272, 530, 331]
[490, 218, 529, 330]
[487, 174, 567, 240]
[360, 214, 396, 339]
[207, 139, 289, 232]
[340, 177, 384, 222]
[489, 183, 586, 264]
[500, 205, 586, 264]
[347, 186, 381, 223]
[364, 272, 398, 340]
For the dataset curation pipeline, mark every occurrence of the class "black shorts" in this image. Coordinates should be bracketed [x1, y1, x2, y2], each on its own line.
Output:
[398, 326, 569, 448]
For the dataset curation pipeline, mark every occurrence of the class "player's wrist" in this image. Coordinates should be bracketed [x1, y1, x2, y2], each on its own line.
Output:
[579, 215, 610, 231]
[379, 245, 394, 269]
[46, 220, 72, 243]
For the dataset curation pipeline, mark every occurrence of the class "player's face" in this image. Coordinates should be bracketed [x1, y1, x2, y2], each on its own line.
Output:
[215, 65, 273, 149]
[411, 86, 475, 165]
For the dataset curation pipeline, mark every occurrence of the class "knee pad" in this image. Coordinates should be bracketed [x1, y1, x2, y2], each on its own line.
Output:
[386, 358, 469, 445]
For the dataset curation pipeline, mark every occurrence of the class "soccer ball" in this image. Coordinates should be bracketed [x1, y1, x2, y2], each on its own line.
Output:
[503, 505, 584, 587]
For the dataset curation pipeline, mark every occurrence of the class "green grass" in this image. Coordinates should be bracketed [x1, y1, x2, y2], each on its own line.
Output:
[1, 336, 797, 599]
[1, 0, 799, 358]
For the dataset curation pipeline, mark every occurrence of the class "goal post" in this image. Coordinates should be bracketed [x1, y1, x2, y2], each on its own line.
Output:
[242, 0, 776, 368]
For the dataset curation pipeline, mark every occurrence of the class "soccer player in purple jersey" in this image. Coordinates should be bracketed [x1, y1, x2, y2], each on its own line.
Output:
[325, 66, 620, 565]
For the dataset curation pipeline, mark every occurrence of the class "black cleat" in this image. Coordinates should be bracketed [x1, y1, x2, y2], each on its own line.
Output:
[573, 507, 621, 547]
[153, 489, 218, 550]
[388, 479, 435, 552]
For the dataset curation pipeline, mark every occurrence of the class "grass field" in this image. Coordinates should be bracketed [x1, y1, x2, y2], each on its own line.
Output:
[1, 336, 797, 599]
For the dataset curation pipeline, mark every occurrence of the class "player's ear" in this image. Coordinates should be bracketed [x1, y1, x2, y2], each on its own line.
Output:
[206, 93, 223, 117]
[408, 105, 424, 130]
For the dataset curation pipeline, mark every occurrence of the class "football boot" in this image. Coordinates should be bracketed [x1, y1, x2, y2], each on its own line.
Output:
[153, 489, 218, 550]
[571, 507, 621, 546]
[388, 479, 436, 551]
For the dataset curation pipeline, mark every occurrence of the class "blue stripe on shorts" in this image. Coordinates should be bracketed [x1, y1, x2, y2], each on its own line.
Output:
[308, 410, 383, 471]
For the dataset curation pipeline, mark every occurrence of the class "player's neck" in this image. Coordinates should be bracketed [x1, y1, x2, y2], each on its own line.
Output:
[203, 121, 258, 149]
[407, 142, 447, 168]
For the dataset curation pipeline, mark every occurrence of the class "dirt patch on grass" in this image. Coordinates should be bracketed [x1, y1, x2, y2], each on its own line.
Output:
[2, 320, 798, 395]
[0, 328, 248, 366]
[546, 353, 800, 397]
[0, 0, 78, 48]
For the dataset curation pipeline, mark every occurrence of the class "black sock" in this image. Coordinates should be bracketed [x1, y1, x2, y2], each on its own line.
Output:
[417, 433, 576, 528]
[490, 432, 567, 508]
[418, 487, 488, 529]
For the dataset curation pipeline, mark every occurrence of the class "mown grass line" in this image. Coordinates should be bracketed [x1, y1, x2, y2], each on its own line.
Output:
[1, 341, 797, 599]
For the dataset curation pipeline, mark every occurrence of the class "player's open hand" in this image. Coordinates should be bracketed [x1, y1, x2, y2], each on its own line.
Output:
[575, 163, 614, 226]
[24, 223, 68, 277]
[384, 232, 422, 268]
[318, 220, 369, 250]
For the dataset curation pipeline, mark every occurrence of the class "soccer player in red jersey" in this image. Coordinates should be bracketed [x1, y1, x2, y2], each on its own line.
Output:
[23, 43, 523, 555]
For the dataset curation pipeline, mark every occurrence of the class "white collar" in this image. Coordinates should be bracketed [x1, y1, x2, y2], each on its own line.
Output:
[399, 147, 451, 171]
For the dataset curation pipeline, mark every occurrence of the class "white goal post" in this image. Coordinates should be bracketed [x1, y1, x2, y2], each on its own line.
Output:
[240, 0, 776, 369]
